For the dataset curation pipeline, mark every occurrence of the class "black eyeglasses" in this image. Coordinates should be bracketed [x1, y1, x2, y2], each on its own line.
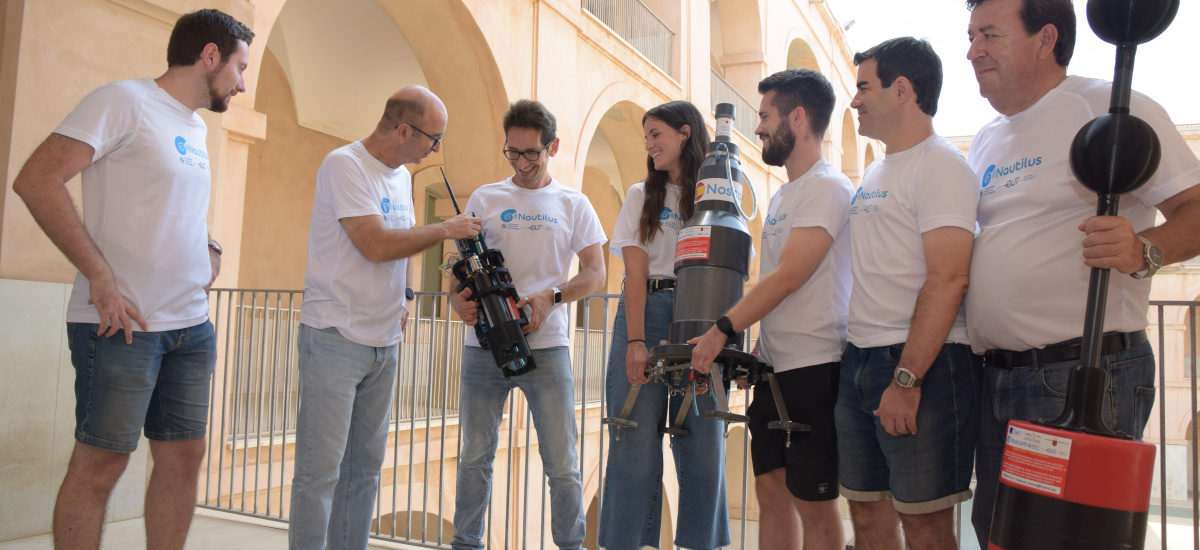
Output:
[403, 122, 443, 149]
[502, 142, 551, 161]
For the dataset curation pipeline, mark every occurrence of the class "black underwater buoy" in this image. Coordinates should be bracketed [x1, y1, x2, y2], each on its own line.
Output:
[988, 1, 1179, 549]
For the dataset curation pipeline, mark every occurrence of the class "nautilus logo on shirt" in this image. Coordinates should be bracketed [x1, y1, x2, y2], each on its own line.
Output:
[500, 208, 559, 225]
[850, 187, 887, 206]
[173, 136, 208, 159]
[380, 197, 409, 222]
[381, 198, 392, 214]
[660, 207, 683, 222]
[981, 156, 1041, 193]
[766, 212, 788, 226]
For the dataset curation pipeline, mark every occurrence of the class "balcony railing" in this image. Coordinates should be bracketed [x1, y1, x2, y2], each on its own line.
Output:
[582, 0, 673, 75]
[711, 69, 759, 141]
[198, 289, 1200, 549]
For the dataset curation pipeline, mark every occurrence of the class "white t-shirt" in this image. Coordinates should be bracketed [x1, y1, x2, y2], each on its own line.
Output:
[967, 76, 1200, 353]
[847, 135, 978, 348]
[300, 141, 415, 348]
[462, 178, 608, 349]
[609, 181, 685, 279]
[56, 78, 212, 331]
[757, 159, 854, 372]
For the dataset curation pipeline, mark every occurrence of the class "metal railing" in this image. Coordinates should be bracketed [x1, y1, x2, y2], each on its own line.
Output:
[711, 69, 759, 141]
[198, 289, 1200, 549]
[582, 0, 673, 75]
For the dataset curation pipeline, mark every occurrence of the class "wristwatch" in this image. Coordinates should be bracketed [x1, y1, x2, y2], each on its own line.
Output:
[207, 237, 223, 256]
[551, 287, 563, 304]
[893, 367, 923, 389]
[1131, 235, 1162, 280]
[404, 287, 415, 301]
[715, 315, 738, 339]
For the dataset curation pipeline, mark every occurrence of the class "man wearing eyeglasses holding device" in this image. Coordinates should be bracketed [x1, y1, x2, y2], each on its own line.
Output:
[449, 99, 606, 550]
[289, 85, 481, 550]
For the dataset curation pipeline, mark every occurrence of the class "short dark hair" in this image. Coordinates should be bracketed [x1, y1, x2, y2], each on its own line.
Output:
[853, 37, 943, 117]
[756, 69, 835, 137]
[503, 99, 557, 145]
[378, 97, 425, 132]
[966, 0, 1075, 67]
[166, 9, 255, 68]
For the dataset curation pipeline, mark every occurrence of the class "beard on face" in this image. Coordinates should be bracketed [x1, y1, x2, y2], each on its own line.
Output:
[206, 65, 231, 113]
[760, 123, 795, 167]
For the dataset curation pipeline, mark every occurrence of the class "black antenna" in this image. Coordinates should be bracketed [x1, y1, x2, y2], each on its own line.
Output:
[440, 167, 462, 215]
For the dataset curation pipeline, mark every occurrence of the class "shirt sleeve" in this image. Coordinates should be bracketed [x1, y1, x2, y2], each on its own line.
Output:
[912, 148, 980, 234]
[609, 183, 646, 258]
[1128, 92, 1200, 208]
[316, 150, 379, 221]
[54, 82, 142, 162]
[570, 193, 608, 254]
[791, 175, 853, 241]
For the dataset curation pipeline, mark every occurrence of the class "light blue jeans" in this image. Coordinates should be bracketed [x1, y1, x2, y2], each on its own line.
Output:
[599, 291, 730, 550]
[452, 345, 585, 550]
[289, 324, 399, 550]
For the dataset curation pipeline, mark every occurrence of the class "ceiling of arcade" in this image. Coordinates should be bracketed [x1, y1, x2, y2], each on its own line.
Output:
[258, 0, 512, 190]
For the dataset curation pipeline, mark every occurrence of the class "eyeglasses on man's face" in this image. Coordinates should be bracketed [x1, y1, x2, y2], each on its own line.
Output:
[403, 122, 443, 149]
[502, 142, 551, 162]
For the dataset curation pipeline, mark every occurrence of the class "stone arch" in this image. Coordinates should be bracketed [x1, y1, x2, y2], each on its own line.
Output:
[840, 108, 858, 183]
[582, 99, 650, 295]
[865, 142, 877, 171]
[711, 0, 766, 100]
[785, 37, 822, 73]
[239, 0, 512, 290]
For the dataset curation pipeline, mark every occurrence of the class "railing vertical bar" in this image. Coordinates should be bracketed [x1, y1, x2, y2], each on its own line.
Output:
[230, 291, 246, 509]
[216, 290, 236, 509]
[740, 425, 749, 550]
[1158, 304, 1168, 550]
[439, 294, 452, 545]
[1191, 304, 1198, 550]
[280, 291, 298, 518]
[264, 292, 283, 516]
[406, 308, 420, 541]
[580, 299, 589, 482]
[422, 300, 435, 544]
[203, 289, 224, 506]
[241, 291, 260, 513]
[596, 296, 611, 539]
[506, 389, 516, 548]
[523, 404, 532, 547]
[251, 294, 271, 514]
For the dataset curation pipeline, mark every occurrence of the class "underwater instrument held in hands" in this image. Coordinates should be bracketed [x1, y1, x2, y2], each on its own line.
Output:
[441, 168, 536, 378]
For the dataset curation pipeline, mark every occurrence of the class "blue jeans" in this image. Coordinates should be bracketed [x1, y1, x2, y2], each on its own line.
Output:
[836, 343, 980, 514]
[452, 345, 585, 550]
[971, 339, 1156, 548]
[289, 324, 399, 550]
[599, 291, 730, 550]
[66, 321, 217, 452]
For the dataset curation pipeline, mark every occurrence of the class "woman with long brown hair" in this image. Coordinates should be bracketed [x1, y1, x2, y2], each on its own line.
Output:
[598, 101, 729, 550]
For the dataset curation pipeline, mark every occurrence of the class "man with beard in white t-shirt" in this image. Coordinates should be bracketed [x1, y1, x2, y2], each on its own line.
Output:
[448, 99, 607, 550]
[963, 0, 1200, 546]
[836, 37, 980, 550]
[289, 86, 481, 550]
[691, 69, 853, 550]
[12, 10, 253, 549]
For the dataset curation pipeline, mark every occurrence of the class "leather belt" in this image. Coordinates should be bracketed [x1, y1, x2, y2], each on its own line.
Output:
[984, 330, 1148, 370]
[648, 278, 676, 294]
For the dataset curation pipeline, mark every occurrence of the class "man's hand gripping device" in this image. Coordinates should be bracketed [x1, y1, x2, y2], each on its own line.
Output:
[441, 168, 536, 378]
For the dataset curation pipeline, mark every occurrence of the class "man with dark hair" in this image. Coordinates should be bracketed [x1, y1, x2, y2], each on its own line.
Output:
[964, 0, 1200, 546]
[449, 99, 606, 550]
[690, 68, 852, 550]
[12, 9, 252, 550]
[289, 85, 481, 550]
[835, 37, 979, 550]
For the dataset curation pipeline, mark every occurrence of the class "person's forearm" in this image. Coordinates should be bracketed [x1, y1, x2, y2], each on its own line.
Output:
[16, 173, 115, 286]
[897, 273, 969, 376]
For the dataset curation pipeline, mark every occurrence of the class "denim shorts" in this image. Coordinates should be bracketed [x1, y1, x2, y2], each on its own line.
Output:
[747, 362, 841, 502]
[835, 342, 980, 514]
[67, 321, 217, 453]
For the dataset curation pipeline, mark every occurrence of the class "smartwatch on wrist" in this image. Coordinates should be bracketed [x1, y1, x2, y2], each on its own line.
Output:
[551, 287, 563, 305]
[404, 287, 415, 301]
[715, 315, 737, 339]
